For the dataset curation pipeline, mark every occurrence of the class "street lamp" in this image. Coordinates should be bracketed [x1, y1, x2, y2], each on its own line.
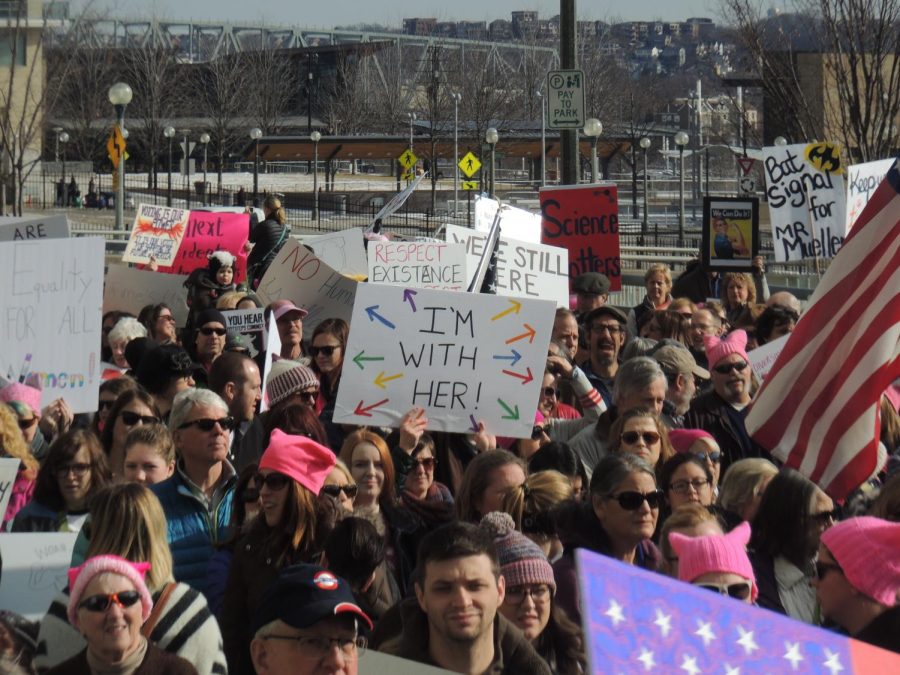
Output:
[583, 117, 602, 183]
[774, 136, 788, 147]
[181, 130, 192, 209]
[250, 127, 262, 204]
[408, 113, 416, 152]
[451, 92, 461, 216]
[59, 131, 69, 200]
[199, 133, 210, 205]
[485, 127, 499, 197]
[674, 130, 690, 245]
[639, 136, 651, 240]
[311, 131, 321, 221]
[108, 81, 133, 230]
[163, 126, 175, 207]
[536, 89, 546, 187]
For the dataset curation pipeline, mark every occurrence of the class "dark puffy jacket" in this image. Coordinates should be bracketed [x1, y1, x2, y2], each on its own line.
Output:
[684, 390, 769, 473]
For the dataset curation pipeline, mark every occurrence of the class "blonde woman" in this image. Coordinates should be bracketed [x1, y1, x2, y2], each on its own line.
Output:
[0, 404, 38, 529]
[500, 470, 574, 561]
[627, 263, 673, 337]
[246, 195, 289, 287]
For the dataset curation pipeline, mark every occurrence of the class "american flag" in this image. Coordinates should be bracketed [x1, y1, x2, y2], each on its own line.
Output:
[576, 548, 900, 674]
[744, 159, 900, 500]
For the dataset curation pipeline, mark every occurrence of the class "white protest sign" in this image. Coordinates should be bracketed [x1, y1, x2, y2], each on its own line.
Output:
[0, 237, 104, 413]
[748, 333, 789, 382]
[260, 311, 282, 413]
[0, 533, 78, 620]
[122, 203, 191, 266]
[474, 196, 542, 243]
[222, 308, 266, 359]
[762, 142, 847, 262]
[334, 284, 555, 438]
[845, 158, 894, 231]
[446, 224, 569, 306]
[256, 240, 358, 338]
[367, 241, 467, 291]
[304, 227, 368, 278]
[0, 457, 19, 523]
[0, 214, 70, 242]
[103, 264, 189, 327]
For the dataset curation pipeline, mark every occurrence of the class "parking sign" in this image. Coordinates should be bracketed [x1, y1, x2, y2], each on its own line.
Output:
[547, 70, 585, 129]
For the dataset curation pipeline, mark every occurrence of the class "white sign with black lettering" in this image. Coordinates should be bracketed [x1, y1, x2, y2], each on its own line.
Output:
[547, 69, 585, 129]
[367, 241, 467, 291]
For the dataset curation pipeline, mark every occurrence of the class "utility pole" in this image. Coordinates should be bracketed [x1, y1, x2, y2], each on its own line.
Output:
[559, 0, 578, 185]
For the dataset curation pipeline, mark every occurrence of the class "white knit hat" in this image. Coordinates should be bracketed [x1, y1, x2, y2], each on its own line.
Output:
[266, 358, 319, 406]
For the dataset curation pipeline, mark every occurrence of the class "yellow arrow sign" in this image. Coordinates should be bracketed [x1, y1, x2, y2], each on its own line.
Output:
[459, 151, 481, 178]
[462, 181, 479, 191]
[398, 148, 418, 170]
[491, 299, 522, 322]
[374, 371, 404, 389]
[107, 125, 126, 168]
[401, 170, 415, 181]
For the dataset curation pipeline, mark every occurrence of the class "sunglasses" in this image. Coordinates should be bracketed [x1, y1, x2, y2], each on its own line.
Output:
[410, 456, 436, 471]
[199, 326, 227, 336]
[713, 360, 749, 375]
[241, 488, 260, 503]
[56, 462, 91, 477]
[78, 590, 142, 612]
[694, 451, 722, 464]
[18, 416, 38, 430]
[321, 484, 359, 499]
[621, 430, 661, 446]
[254, 472, 292, 491]
[178, 416, 235, 432]
[811, 508, 839, 524]
[309, 345, 340, 358]
[696, 581, 752, 601]
[97, 399, 115, 412]
[815, 561, 844, 579]
[606, 489, 665, 511]
[542, 387, 559, 398]
[294, 390, 319, 403]
[158, 314, 176, 323]
[120, 411, 160, 427]
[531, 425, 549, 440]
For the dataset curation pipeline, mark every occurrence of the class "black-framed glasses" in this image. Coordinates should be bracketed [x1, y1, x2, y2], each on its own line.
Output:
[199, 326, 227, 336]
[97, 399, 116, 412]
[621, 430, 660, 446]
[696, 581, 752, 601]
[669, 478, 711, 495]
[18, 416, 38, 430]
[309, 345, 340, 358]
[590, 323, 624, 335]
[815, 561, 844, 580]
[542, 387, 559, 398]
[321, 484, 359, 499]
[606, 489, 665, 511]
[78, 590, 142, 612]
[56, 462, 91, 477]
[178, 416, 235, 432]
[120, 410, 160, 427]
[263, 634, 367, 657]
[410, 456, 436, 471]
[295, 390, 319, 404]
[254, 472, 292, 491]
[713, 360, 749, 375]
[531, 425, 549, 440]
[505, 584, 551, 604]
[695, 450, 722, 464]
[241, 488, 260, 503]
[811, 508, 839, 525]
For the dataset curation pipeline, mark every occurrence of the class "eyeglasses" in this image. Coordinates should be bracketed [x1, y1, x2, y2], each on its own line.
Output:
[713, 360, 749, 375]
[263, 634, 367, 657]
[78, 590, 142, 612]
[669, 478, 711, 495]
[541, 387, 559, 398]
[505, 584, 551, 605]
[321, 484, 359, 499]
[309, 345, 340, 358]
[815, 561, 844, 580]
[56, 462, 91, 477]
[694, 451, 722, 464]
[120, 410, 160, 427]
[158, 314, 176, 323]
[18, 416, 38, 430]
[254, 472, 292, 491]
[811, 508, 839, 525]
[241, 487, 260, 503]
[620, 430, 661, 446]
[97, 399, 115, 412]
[606, 489, 665, 511]
[696, 581, 752, 601]
[295, 390, 319, 404]
[531, 425, 549, 440]
[410, 456, 436, 471]
[199, 326, 227, 336]
[590, 323, 624, 335]
[178, 416, 235, 432]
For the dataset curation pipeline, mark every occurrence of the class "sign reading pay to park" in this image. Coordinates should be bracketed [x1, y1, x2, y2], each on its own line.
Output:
[334, 284, 555, 438]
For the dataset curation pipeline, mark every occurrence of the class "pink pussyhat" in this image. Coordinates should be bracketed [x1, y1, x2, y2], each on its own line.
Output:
[67, 555, 153, 625]
[0, 381, 42, 414]
[669, 521, 758, 602]
[821, 516, 900, 607]
[704, 329, 750, 369]
[259, 428, 337, 495]
[668, 429, 716, 455]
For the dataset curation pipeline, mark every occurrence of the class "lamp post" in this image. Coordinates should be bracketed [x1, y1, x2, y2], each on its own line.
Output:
[199, 133, 210, 205]
[485, 127, 498, 197]
[674, 131, 689, 246]
[311, 131, 321, 221]
[639, 136, 651, 241]
[408, 112, 416, 152]
[452, 92, 461, 216]
[163, 126, 175, 207]
[774, 136, 788, 147]
[108, 82, 132, 230]
[583, 117, 602, 183]
[59, 132, 69, 202]
[250, 127, 262, 204]
[536, 89, 546, 186]
[181, 130, 192, 209]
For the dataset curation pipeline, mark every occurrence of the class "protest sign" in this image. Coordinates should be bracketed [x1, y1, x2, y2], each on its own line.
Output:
[0, 457, 19, 524]
[539, 183, 621, 291]
[260, 311, 281, 413]
[333, 284, 555, 438]
[370, 172, 428, 230]
[122, 203, 190, 266]
[748, 333, 788, 382]
[0, 214, 69, 242]
[304, 228, 368, 278]
[701, 197, 759, 271]
[154, 210, 250, 284]
[762, 142, 847, 262]
[103, 264, 189, 327]
[368, 240, 467, 291]
[222, 308, 266, 359]
[0, 237, 104, 413]
[845, 158, 894, 231]
[446, 224, 569, 306]
[0, 533, 78, 620]
[474, 196, 542, 243]
[256, 239, 358, 338]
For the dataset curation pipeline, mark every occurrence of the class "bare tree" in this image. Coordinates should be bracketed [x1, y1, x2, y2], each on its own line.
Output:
[319, 49, 375, 136]
[243, 43, 297, 134]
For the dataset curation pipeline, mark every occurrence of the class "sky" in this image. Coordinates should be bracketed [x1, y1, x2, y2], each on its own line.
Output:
[86, 1, 725, 28]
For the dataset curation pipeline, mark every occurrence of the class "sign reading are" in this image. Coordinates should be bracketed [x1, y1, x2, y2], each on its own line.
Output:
[0, 214, 70, 242]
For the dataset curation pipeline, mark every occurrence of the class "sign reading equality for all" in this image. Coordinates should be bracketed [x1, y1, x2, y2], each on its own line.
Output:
[546, 69, 585, 129]
[539, 183, 622, 291]
[762, 141, 847, 262]
[367, 241, 468, 291]
[333, 284, 555, 438]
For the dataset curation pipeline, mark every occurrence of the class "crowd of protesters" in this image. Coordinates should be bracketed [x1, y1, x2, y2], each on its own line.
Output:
[1, 246, 899, 675]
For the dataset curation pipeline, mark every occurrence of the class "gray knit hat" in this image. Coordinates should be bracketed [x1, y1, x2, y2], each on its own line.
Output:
[479, 512, 556, 592]
[266, 359, 319, 406]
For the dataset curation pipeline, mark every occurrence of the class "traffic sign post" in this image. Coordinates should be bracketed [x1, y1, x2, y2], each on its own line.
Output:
[737, 156, 756, 176]
[398, 149, 417, 170]
[461, 181, 478, 190]
[459, 151, 482, 178]
[107, 125, 126, 169]
[547, 69, 585, 129]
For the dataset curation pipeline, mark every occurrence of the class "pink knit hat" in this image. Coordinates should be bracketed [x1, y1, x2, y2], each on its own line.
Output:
[668, 429, 716, 455]
[479, 512, 556, 593]
[669, 521, 758, 602]
[260, 428, 336, 495]
[0, 381, 42, 413]
[704, 329, 750, 368]
[67, 555, 153, 626]
[821, 516, 900, 607]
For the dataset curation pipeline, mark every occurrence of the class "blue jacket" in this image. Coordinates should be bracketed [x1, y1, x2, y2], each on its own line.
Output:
[151, 467, 234, 598]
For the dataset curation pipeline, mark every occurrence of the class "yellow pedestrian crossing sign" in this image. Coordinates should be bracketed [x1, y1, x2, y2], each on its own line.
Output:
[462, 181, 478, 191]
[459, 152, 481, 178]
[401, 170, 415, 181]
[398, 148, 417, 170]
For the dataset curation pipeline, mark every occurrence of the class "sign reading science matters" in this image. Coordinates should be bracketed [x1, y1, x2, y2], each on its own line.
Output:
[333, 284, 555, 439]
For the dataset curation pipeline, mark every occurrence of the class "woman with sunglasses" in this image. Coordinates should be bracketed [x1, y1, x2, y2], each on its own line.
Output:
[554, 453, 663, 624]
[221, 429, 335, 675]
[100, 389, 162, 481]
[0, 404, 38, 530]
[45, 554, 197, 675]
[13, 430, 112, 533]
[140, 302, 179, 346]
[398, 434, 454, 530]
[91, 377, 138, 436]
[607, 407, 674, 477]
[321, 459, 357, 513]
[669, 521, 758, 604]
[309, 318, 349, 448]
[659, 454, 715, 512]
[669, 428, 723, 487]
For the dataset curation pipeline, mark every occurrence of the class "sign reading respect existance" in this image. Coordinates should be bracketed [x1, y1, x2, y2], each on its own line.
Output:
[367, 241, 467, 291]
[333, 284, 555, 438]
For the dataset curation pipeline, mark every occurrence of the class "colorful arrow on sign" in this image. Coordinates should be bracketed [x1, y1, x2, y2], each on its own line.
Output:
[491, 299, 522, 322]
[365, 305, 396, 329]
[492, 349, 522, 367]
[403, 288, 418, 312]
[501, 367, 533, 385]
[505, 323, 536, 345]
[374, 371, 404, 389]
[469, 415, 480, 433]
[497, 398, 520, 421]
[352, 350, 384, 370]
[354, 398, 389, 417]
